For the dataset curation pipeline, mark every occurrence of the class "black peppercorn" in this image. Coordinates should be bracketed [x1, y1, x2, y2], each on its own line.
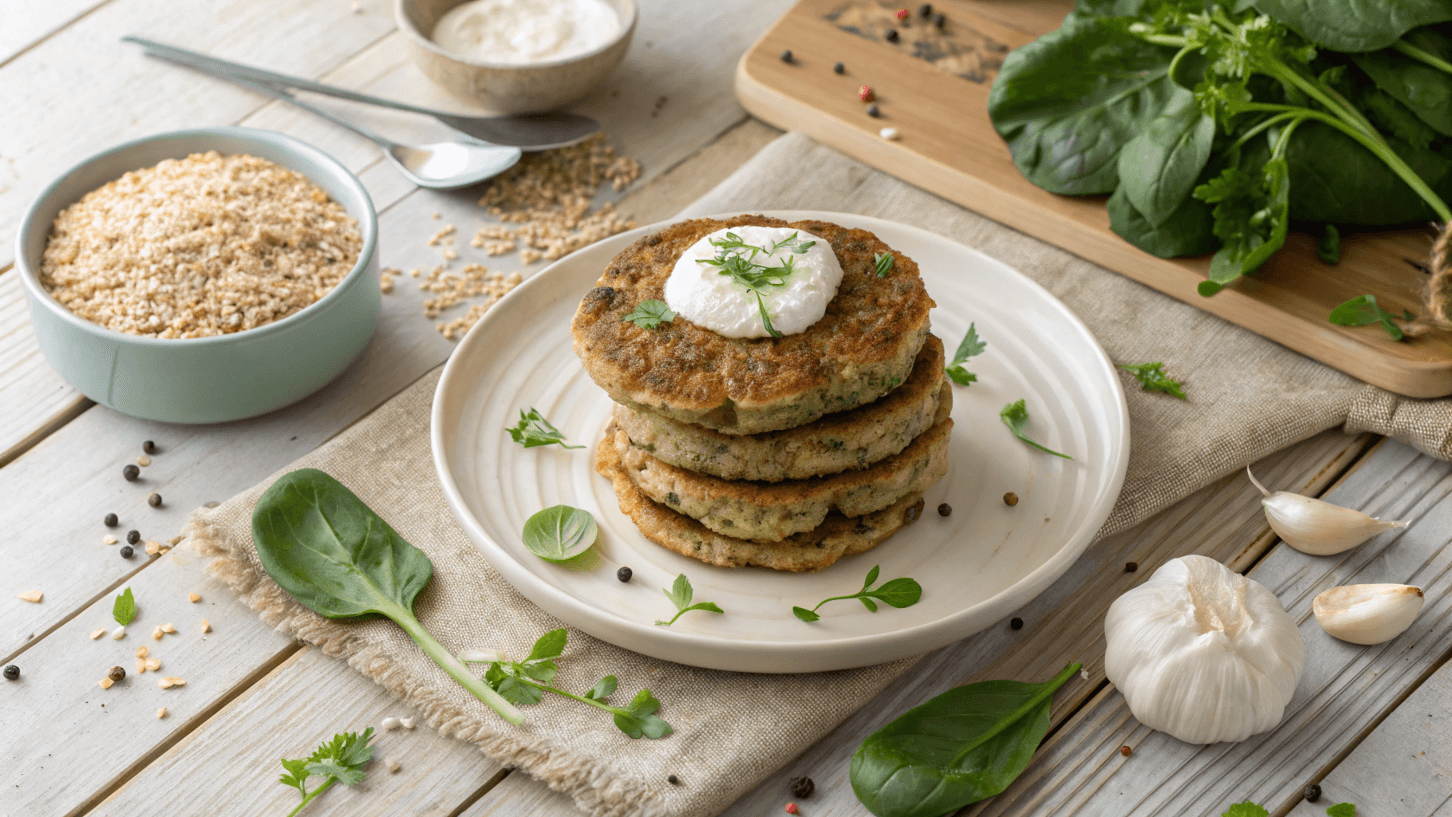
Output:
[1125, 561, 1139, 573]
[104, 513, 118, 527]
[147, 492, 162, 508]
[1010, 617, 1024, 630]
[780, 49, 793, 63]
[918, 3, 932, 17]
[142, 440, 156, 454]
[833, 61, 845, 74]
[789, 776, 815, 798]
[3, 664, 18, 681]
[108, 666, 126, 682]
[120, 545, 134, 559]
[617, 566, 633, 583]
[937, 503, 952, 517]
[1003, 492, 1019, 506]
[1119, 745, 1132, 757]
[122, 464, 140, 481]
[932, 12, 946, 28]
[126, 530, 140, 545]
[1303, 784, 1322, 803]
[866, 103, 881, 117]
[885, 28, 900, 42]
[667, 774, 680, 785]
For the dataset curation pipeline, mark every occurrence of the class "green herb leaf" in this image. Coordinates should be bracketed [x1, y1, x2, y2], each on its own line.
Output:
[252, 469, 525, 725]
[621, 299, 676, 329]
[521, 506, 598, 563]
[1325, 804, 1356, 817]
[656, 574, 725, 627]
[507, 408, 584, 450]
[1318, 224, 1341, 264]
[946, 323, 986, 386]
[1118, 361, 1187, 399]
[999, 400, 1073, 459]
[585, 675, 617, 701]
[279, 758, 311, 797]
[526, 628, 568, 662]
[112, 587, 136, 627]
[792, 606, 821, 622]
[794, 565, 923, 622]
[1117, 86, 1217, 227]
[850, 663, 1081, 817]
[1222, 803, 1270, 817]
[695, 231, 816, 338]
[280, 727, 375, 815]
[874, 251, 895, 278]
[1329, 294, 1406, 341]
[614, 689, 674, 739]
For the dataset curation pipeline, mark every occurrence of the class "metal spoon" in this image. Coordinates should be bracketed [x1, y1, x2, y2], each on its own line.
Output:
[123, 36, 599, 150]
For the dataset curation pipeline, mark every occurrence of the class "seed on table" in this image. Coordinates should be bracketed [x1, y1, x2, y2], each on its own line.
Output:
[382, 717, 401, 731]
[136, 454, 151, 467]
[145, 540, 162, 555]
[135, 646, 148, 658]
[667, 774, 680, 785]
[1003, 492, 1019, 506]
[1303, 784, 1322, 803]
[885, 28, 900, 42]
[1125, 561, 1139, 573]
[1010, 617, 1024, 630]
[103, 535, 118, 545]
[858, 85, 874, 102]
[786, 805, 799, 815]
[201, 619, 212, 634]
[188, 592, 201, 603]
[89, 628, 106, 640]
[126, 530, 140, 545]
[136, 659, 147, 674]
[386, 758, 402, 773]
[99, 676, 114, 689]
[918, 3, 932, 16]
[120, 546, 134, 559]
[104, 513, 119, 527]
[789, 776, 815, 798]
[937, 503, 951, 517]
[156, 707, 167, 719]
[896, 7, 908, 19]
[3, 665, 18, 681]
[1119, 745, 1132, 757]
[111, 625, 127, 640]
[401, 717, 415, 729]
[161, 622, 175, 634]
[158, 676, 186, 688]
[18, 590, 42, 603]
[833, 61, 845, 74]
[145, 658, 161, 671]
[866, 103, 880, 117]
[123, 464, 140, 481]
[109, 666, 126, 682]
[148, 492, 162, 508]
[153, 626, 164, 640]
[142, 440, 156, 454]
[617, 566, 633, 583]
[779, 49, 793, 63]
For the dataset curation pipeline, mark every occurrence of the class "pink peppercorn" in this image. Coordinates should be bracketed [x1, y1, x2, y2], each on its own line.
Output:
[858, 85, 875, 102]
[785, 805, 799, 815]
[896, 8, 909, 19]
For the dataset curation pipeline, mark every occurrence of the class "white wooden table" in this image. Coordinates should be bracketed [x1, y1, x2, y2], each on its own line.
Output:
[2, 3, 1449, 816]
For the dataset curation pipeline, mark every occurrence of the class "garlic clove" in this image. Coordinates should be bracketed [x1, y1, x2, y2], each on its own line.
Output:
[1248, 468, 1408, 556]
[1313, 584, 1424, 645]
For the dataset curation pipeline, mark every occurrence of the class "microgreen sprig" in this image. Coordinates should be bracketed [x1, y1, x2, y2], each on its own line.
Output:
[621, 299, 676, 329]
[792, 565, 922, 622]
[279, 727, 375, 817]
[1000, 399, 1073, 460]
[507, 408, 584, 449]
[874, 251, 895, 278]
[945, 323, 986, 386]
[1117, 361, 1186, 399]
[655, 573, 724, 626]
[112, 587, 136, 627]
[696, 231, 815, 338]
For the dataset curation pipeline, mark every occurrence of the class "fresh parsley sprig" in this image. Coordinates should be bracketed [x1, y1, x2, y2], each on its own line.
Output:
[279, 728, 375, 817]
[874, 251, 895, 278]
[478, 629, 672, 739]
[695, 231, 815, 338]
[507, 408, 584, 449]
[1000, 399, 1073, 460]
[946, 323, 986, 386]
[655, 573, 724, 626]
[621, 299, 676, 329]
[1118, 361, 1186, 399]
[1329, 294, 1410, 341]
[112, 587, 136, 627]
[793, 565, 922, 622]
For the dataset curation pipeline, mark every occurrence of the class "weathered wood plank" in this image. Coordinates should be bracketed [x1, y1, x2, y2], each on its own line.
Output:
[0, 271, 91, 467]
[0, 0, 109, 67]
[971, 440, 1452, 817]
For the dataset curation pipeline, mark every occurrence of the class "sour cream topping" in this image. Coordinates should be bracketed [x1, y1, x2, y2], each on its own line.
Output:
[432, 0, 620, 65]
[663, 226, 844, 339]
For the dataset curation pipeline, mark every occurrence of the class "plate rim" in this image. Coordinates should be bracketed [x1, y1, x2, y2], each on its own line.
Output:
[431, 209, 1130, 672]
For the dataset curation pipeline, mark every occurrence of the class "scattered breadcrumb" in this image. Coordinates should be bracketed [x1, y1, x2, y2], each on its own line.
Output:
[99, 676, 114, 690]
[89, 628, 106, 640]
[158, 676, 186, 688]
[442, 248, 459, 261]
[380, 267, 399, 295]
[18, 590, 42, 603]
[103, 534, 118, 545]
[201, 619, 211, 634]
[427, 224, 456, 246]
[136, 454, 151, 467]
[188, 592, 201, 603]
[161, 622, 176, 634]
[152, 626, 165, 640]
[157, 707, 168, 719]
[146, 657, 161, 671]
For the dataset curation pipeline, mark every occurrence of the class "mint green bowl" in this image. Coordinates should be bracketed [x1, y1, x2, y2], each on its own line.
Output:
[16, 127, 380, 424]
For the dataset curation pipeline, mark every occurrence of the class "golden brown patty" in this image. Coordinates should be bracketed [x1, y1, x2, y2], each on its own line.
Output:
[571, 215, 935, 435]
[612, 336, 949, 482]
[595, 433, 928, 572]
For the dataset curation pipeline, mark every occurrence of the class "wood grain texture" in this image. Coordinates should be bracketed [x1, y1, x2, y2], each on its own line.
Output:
[0, 272, 89, 467]
[0, 0, 110, 66]
[733, 0, 1452, 397]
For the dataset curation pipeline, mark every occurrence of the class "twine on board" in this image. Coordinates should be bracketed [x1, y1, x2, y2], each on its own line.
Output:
[1406, 222, 1452, 337]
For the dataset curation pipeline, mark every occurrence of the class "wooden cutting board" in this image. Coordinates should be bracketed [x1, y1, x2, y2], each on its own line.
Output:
[735, 0, 1452, 398]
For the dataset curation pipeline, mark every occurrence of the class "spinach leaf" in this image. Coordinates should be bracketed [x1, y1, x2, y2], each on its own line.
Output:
[850, 663, 1082, 817]
[1353, 34, 1452, 136]
[1276, 122, 1452, 224]
[1107, 183, 1218, 257]
[521, 505, 598, 563]
[1118, 87, 1218, 226]
[252, 468, 525, 725]
[988, 13, 1179, 195]
[1329, 294, 1408, 340]
[1251, 0, 1452, 52]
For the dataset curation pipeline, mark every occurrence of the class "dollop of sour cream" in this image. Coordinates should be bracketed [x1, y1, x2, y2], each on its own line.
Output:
[432, 0, 620, 65]
[663, 226, 844, 339]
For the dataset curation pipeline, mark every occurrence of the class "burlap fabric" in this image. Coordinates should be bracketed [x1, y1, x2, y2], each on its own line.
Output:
[189, 132, 1452, 817]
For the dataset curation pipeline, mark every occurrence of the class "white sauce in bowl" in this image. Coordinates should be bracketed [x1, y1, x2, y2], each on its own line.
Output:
[432, 0, 621, 64]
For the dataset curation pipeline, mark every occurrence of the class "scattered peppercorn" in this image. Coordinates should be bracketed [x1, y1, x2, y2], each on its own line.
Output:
[1003, 492, 1019, 506]
[919, 3, 932, 16]
[120, 546, 134, 559]
[885, 28, 900, 42]
[789, 776, 815, 798]
[617, 566, 633, 583]
[1119, 745, 1132, 757]
[142, 440, 156, 454]
[108, 666, 126, 682]
[932, 12, 946, 28]
[937, 503, 952, 517]
[148, 492, 162, 508]
[104, 512, 118, 527]
[866, 103, 881, 117]
[858, 85, 874, 102]
[3, 665, 18, 681]
[780, 49, 793, 63]
[786, 805, 799, 815]
[122, 464, 140, 481]
[833, 61, 845, 74]
[1303, 784, 1322, 803]
[126, 530, 140, 545]
[895, 7, 909, 19]
[667, 774, 680, 785]
[1125, 561, 1139, 573]
[1010, 617, 1024, 630]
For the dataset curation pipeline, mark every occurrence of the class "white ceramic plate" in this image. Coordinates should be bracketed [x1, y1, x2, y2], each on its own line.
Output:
[432, 211, 1129, 673]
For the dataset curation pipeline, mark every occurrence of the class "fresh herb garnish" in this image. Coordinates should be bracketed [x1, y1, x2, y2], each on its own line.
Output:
[507, 408, 584, 449]
[945, 323, 986, 386]
[1325, 804, 1357, 817]
[850, 662, 1082, 817]
[252, 468, 525, 725]
[1221, 803, 1269, 817]
[279, 727, 375, 817]
[476, 628, 672, 739]
[1000, 399, 1073, 459]
[792, 565, 922, 622]
[695, 231, 815, 338]
[874, 251, 895, 278]
[621, 299, 676, 329]
[1118, 361, 1186, 399]
[655, 574, 724, 627]
[521, 505, 597, 563]
[1329, 294, 1408, 341]
[112, 587, 136, 627]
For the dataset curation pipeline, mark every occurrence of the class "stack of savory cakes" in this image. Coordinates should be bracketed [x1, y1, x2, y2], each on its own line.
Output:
[570, 215, 950, 572]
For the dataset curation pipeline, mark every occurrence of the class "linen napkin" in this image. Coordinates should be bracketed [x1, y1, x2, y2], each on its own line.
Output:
[190, 132, 1452, 817]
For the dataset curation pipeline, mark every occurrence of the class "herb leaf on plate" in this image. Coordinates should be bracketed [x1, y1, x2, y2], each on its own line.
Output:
[850, 662, 1081, 817]
[945, 323, 986, 386]
[251, 468, 525, 725]
[695, 230, 815, 338]
[1329, 294, 1407, 340]
[507, 408, 584, 449]
[621, 299, 676, 329]
[112, 587, 136, 627]
[656, 573, 724, 627]
[1118, 361, 1186, 399]
[279, 727, 375, 816]
[521, 505, 598, 563]
[1000, 400, 1073, 460]
[793, 565, 923, 622]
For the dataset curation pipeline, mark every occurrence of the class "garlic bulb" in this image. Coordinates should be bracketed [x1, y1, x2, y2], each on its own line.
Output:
[1105, 555, 1304, 744]
[1313, 584, 1424, 645]
[1248, 468, 1407, 556]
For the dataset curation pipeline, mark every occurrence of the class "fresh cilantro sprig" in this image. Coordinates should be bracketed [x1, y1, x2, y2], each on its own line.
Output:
[112, 587, 136, 627]
[695, 231, 815, 338]
[655, 573, 724, 626]
[1000, 399, 1073, 460]
[279, 728, 375, 816]
[1118, 361, 1186, 399]
[621, 300, 676, 329]
[478, 629, 672, 739]
[792, 565, 922, 622]
[1329, 294, 1410, 341]
[507, 408, 584, 449]
[874, 251, 895, 278]
[945, 323, 986, 386]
